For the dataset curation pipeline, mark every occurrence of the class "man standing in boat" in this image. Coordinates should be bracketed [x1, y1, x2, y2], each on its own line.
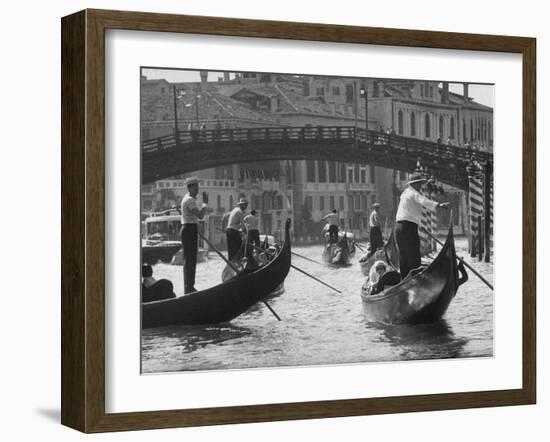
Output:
[395, 174, 449, 280]
[226, 198, 248, 260]
[322, 209, 340, 243]
[180, 177, 208, 294]
[369, 202, 384, 251]
[244, 209, 260, 248]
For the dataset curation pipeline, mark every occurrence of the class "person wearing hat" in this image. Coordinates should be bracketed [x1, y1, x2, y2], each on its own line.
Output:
[369, 202, 384, 251]
[395, 174, 449, 280]
[244, 209, 260, 248]
[180, 176, 208, 294]
[226, 197, 248, 260]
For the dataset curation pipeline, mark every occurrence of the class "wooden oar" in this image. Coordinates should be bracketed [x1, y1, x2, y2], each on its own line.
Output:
[249, 244, 342, 294]
[291, 251, 324, 266]
[354, 242, 366, 252]
[290, 264, 342, 293]
[419, 227, 494, 291]
[197, 231, 282, 320]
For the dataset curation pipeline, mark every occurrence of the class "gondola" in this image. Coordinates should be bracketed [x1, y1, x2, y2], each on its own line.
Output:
[361, 223, 468, 324]
[358, 229, 399, 276]
[142, 219, 292, 328]
[221, 232, 285, 298]
[322, 231, 355, 267]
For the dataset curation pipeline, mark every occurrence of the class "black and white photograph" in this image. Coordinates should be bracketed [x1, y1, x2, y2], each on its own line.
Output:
[140, 68, 494, 374]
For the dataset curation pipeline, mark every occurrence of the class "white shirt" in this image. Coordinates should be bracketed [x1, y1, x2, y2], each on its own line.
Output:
[369, 210, 380, 228]
[244, 214, 259, 230]
[227, 207, 245, 231]
[396, 187, 438, 225]
[324, 213, 339, 226]
[181, 194, 199, 224]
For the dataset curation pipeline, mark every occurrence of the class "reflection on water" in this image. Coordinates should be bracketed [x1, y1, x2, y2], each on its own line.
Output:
[369, 320, 469, 360]
[142, 238, 493, 373]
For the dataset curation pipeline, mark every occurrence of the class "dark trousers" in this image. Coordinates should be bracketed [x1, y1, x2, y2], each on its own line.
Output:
[181, 223, 198, 292]
[395, 220, 421, 280]
[226, 228, 242, 261]
[328, 225, 339, 243]
[369, 225, 384, 250]
[248, 229, 260, 248]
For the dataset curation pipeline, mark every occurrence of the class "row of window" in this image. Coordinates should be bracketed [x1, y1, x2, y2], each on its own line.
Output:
[305, 161, 376, 184]
[157, 180, 235, 189]
[304, 193, 375, 212]
[396, 109, 493, 144]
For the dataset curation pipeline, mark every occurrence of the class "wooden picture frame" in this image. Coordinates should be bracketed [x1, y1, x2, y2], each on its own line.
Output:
[61, 9, 536, 433]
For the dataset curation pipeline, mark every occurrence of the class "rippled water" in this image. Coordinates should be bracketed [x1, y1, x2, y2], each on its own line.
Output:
[141, 238, 493, 374]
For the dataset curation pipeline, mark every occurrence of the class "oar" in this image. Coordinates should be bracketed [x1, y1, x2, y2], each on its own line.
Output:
[354, 242, 366, 252]
[291, 251, 324, 266]
[419, 227, 493, 291]
[249, 244, 342, 294]
[197, 231, 282, 320]
[290, 264, 342, 294]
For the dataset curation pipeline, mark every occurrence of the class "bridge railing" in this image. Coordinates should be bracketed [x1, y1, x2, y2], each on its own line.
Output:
[142, 126, 492, 166]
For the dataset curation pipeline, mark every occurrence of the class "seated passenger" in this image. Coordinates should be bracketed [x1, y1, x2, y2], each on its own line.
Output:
[141, 264, 176, 303]
[363, 260, 401, 295]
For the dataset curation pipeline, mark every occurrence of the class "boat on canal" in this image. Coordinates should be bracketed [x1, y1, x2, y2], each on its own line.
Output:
[358, 229, 400, 276]
[142, 209, 208, 264]
[142, 219, 292, 328]
[360, 223, 468, 324]
[322, 230, 356, 267]
[221, 234, 285, 298]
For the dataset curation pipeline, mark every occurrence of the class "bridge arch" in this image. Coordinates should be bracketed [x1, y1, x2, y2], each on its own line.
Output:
[142, 126, 492, 191]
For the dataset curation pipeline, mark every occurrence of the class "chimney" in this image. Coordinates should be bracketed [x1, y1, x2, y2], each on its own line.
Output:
[463, 83, 469, 103]
[223, 72, 230, 82]
[200, 71, 208, 90]
[441, 82, 449, 104]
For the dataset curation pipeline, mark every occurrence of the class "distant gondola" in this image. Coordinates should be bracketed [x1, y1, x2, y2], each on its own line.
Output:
[361, 223, 468, 324]
[322, 231, 355, 267]
[142, 219, 291, 328]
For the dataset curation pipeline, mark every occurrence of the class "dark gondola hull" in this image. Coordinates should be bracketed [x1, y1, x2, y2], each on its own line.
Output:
[142, 243, 182, 264]
[142, 220, 291, 328]
[361, 225, 466, 324]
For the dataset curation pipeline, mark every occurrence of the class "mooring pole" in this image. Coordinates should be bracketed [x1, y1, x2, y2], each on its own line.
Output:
[484, 162, 492, 263]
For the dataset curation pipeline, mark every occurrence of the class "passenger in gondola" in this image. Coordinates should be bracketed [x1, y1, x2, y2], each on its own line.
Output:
[180, 176, 208, 294]
[395, 174, 449, 280]
[369, 202, 384, 252]
[244, 209, 260, 248]
[226, 197, 248, 260]
[141, 264, 176, 302]
[322, 209, 339, 243]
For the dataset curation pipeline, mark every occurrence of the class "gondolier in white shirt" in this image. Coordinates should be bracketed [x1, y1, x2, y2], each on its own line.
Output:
[322, 209, 340, 243]
[395, 174, 449, 280]
[369, 202, 384, 251]
[180, 177, 208, 294]
[244, 209, 260, 248]
[226, 198, 248, 260]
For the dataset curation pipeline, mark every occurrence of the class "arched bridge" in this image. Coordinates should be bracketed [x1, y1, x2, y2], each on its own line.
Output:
[142, 126, 493, 190]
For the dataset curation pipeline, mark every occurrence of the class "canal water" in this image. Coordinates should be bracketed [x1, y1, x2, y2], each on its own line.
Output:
[141, 238, 493, 374]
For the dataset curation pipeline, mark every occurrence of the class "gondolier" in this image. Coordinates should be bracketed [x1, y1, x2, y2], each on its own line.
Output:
[226, 198, 248, 260]
[322, 209, 339, 243]
[180, 177, 208, 294]
[244, 209, 260, 248]
[369, 203, 384, 251]
[395, 174, 449, 280]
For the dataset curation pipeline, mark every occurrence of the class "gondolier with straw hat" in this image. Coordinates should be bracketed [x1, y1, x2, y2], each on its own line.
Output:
[395, 174, 449, 280]
[226, 197, 248, 260]
[180, 176, 208, 294]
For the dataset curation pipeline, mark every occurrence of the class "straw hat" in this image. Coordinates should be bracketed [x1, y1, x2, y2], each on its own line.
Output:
[237, 198, 248, 205]
[372, 202, 381, 208]
[407, 174, 427, 185]
[184, 176, 200, 186]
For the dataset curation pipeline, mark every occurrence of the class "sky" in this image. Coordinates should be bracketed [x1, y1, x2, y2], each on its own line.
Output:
[142, 68, 494, 108]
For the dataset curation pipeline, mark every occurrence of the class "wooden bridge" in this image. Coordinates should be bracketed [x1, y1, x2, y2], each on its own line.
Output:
[142, 126, 493, 190]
